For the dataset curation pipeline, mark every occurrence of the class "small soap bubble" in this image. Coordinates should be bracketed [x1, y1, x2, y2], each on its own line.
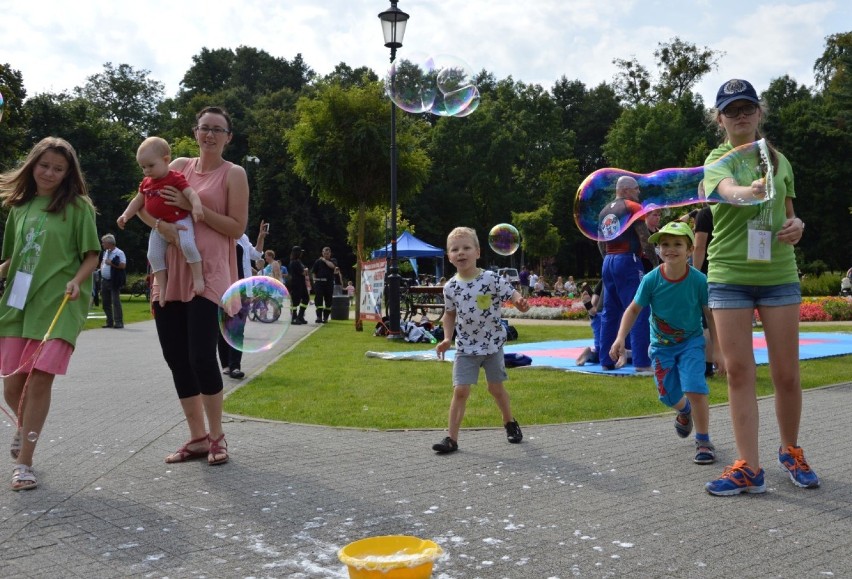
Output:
[488, 224, 520, 256]
[218, 276, 291, 353]
[574, 139, 774, 241]
[27, 431, 39, 443]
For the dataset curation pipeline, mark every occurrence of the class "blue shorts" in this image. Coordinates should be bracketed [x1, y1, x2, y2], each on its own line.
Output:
[708, 282, 801, 309]
[649, 335, 707, 407]
[453, 350, 508, 386]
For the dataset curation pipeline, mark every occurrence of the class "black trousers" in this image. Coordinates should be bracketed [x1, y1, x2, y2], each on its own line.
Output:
[101, 278, 123, 326]
[314, 280, 333, 320]
[153, 297, 223, 399]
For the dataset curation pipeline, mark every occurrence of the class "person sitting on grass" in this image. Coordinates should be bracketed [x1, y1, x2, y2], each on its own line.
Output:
[609, 221, 719, 465]
[432, 227, 530, 454]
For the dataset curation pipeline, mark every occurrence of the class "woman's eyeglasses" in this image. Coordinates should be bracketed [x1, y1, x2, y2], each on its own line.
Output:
[194, 126, 231, 135]
[722, 103, 758, 118]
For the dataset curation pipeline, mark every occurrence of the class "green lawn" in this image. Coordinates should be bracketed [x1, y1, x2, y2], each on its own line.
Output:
[222, 320, 852, 429]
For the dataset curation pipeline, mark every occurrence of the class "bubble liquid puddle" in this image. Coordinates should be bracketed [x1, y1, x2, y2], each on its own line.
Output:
[386, 53, 479, 118]
[218, 276, 292, 353]
[574, 139, 775, 241]
[488, 224, 520, 256]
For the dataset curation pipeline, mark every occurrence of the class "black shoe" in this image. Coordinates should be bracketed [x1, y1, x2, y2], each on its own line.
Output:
[102, 324, 113, 328]
[432, 437, 458, 454]
[114, 324, 124, 329]
[505, 420, 523, 443]
[292, 318, 306, 325]
[228, 368, 245, 379]
[315, 319, 323, 324]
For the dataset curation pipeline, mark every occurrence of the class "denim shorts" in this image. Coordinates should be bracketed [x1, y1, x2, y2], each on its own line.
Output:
[708, 282, 801, 310]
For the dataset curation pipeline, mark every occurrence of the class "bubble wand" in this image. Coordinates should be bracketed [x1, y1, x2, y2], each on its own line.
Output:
[0, 293, 71, 427]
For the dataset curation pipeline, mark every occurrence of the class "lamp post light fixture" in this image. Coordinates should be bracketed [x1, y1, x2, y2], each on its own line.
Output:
[378, 0, 409, 339]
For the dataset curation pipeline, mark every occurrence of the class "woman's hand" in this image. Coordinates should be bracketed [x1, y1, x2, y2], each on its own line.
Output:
[777, 217, 805, 245]
[157, 220, 187, 246]
[162, 185, 192, 211]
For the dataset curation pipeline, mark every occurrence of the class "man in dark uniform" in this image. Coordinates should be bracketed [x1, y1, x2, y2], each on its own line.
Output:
[311, 246, 339, 323]
[597, 176, 657, 372]
[287, 246, 309, 325]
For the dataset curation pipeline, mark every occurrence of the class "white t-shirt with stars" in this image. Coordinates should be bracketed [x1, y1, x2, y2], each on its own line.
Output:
[443, 269, 515, 355]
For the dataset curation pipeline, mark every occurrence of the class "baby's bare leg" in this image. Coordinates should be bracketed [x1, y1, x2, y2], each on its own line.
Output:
[189, 261, 205, 295]
[154, 269, 168, 307]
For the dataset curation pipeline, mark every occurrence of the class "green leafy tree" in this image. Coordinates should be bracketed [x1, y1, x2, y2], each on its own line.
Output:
[286, 81, 430, 327]
[74, 62, 164, 133]
[511, 205, 560, 274]
[0, 64, 28, 171]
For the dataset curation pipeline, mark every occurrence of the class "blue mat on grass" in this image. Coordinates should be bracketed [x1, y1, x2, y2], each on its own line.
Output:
[366, 332, 852, 376]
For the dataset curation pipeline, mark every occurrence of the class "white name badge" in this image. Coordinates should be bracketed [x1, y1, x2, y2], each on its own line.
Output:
[7, 271, 33, 310]
[747, 221, 772, 262]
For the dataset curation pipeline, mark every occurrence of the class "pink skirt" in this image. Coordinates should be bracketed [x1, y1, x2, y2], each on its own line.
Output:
[0, 337, 74, 376]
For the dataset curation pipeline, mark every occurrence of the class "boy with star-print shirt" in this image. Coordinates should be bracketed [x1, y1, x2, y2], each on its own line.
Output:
[432, 227, 530, 454]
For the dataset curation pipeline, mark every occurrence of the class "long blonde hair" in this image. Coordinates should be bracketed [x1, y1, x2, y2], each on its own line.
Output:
[0, 137, 95, 212]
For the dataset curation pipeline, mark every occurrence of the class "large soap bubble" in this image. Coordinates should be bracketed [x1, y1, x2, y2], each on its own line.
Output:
[386, 54, 479, 117]
[219, 276, 291, 353]
[488, 223, 520, 256]
[574, 139, 775, 241]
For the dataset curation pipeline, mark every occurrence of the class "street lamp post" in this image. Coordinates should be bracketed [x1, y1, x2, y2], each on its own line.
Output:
[379, 0, 409, 339]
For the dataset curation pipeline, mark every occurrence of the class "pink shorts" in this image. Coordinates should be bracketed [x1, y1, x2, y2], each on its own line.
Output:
[0, 337, 74, 376]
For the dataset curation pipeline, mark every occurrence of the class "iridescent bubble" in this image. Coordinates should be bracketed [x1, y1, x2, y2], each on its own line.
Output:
[453, 87, 480, 118]
[0, 91, 4, 123]
[386, 54, 480, 118]
[27, 431, 38, 443]
[219, 276, 291, 353]
[386, 53, 437, 114]
[489, 223, 521, 256]
[574, 139, 774, 241]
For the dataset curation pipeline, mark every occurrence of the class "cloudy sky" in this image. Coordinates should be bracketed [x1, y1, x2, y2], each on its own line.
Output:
[2, 0, 850, 103]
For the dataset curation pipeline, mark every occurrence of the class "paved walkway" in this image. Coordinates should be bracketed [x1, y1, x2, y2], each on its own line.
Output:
[1, 309, 849, 578]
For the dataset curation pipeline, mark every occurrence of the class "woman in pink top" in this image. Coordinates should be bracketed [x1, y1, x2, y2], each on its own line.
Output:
[137, 106, 248, 466]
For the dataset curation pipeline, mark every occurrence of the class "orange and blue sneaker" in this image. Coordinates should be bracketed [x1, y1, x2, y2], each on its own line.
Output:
[705, 459, 766, 496]
[778, 446, 820, 488]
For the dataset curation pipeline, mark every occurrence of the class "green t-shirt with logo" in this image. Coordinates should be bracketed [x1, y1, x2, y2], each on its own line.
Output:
[703, 142, 798, 286]
[0, 196, 100, 346]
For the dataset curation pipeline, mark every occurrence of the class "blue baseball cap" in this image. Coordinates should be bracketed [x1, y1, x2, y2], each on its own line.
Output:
[715, 79, 759, 111]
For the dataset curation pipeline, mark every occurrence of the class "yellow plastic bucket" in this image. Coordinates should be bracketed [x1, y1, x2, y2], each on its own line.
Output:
[338, 535, 444, 579]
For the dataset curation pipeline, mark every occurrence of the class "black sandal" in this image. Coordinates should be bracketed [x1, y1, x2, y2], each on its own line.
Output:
[432, 437, 458, 454]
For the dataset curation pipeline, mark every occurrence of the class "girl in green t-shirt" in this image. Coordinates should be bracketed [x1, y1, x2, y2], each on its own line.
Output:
[0, 137, 100, 491]
[701, 79, 818, 497]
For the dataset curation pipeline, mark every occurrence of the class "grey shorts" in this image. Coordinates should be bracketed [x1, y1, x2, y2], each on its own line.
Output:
[453, 350, 508, 386]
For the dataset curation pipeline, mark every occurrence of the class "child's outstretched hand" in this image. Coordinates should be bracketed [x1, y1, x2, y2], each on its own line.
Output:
[436, 338, 452, 360]
[514, 296, 530, 313]
[117, 215, 128, 230]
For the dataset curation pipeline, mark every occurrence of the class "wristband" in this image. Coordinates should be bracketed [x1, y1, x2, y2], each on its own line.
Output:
[584, 301, 593, 310]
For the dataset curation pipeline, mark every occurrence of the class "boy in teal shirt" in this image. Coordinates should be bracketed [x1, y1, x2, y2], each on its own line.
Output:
[610, 221, 718, 464]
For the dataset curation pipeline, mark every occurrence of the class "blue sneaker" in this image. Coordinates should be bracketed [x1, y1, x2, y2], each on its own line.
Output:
[778, 446, 820, 488]
[675, 409, 692, 438]
[705, 460, 766, 496]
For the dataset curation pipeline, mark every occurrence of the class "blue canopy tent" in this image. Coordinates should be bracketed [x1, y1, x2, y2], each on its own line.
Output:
[371, 231, 445, 281]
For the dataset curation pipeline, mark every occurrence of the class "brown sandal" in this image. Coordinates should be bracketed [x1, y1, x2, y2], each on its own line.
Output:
[164, 435, 209, 463]
[207, 433, 229, 466]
